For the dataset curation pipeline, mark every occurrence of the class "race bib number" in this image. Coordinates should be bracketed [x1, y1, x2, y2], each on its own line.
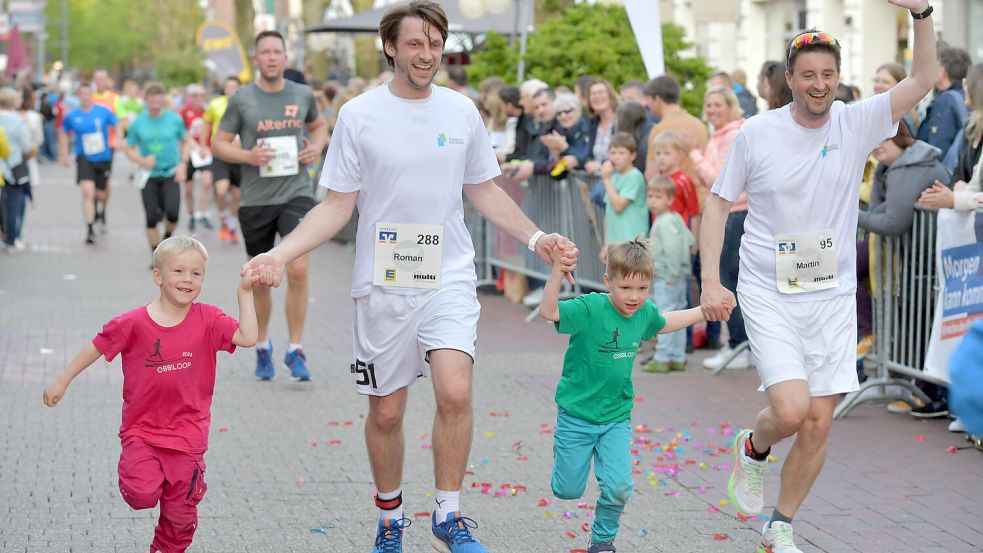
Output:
[775, 229, 839, 294]
[259, 136, 298, 178]
[372, 222, 443, 290]
[81, 132, 106, 157]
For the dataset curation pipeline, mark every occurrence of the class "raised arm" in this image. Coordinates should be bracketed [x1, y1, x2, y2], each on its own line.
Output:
[887, 1, 937, 123]
[43, 343, 103, 407]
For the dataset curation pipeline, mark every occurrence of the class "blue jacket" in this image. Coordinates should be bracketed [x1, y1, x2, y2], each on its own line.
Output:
[916, 83, 968, 156]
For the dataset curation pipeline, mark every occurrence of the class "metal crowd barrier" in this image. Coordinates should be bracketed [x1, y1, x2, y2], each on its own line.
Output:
[470, 171, 611, 317]
[834, 207, 940, 419]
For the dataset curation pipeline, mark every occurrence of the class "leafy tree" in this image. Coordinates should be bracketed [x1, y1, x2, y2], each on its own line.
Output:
[45, 0, 205, 86]
[468, 4, 712, 115]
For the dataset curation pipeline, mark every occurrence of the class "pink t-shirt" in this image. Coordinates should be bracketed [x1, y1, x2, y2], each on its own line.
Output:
[93, 303, 239, 454]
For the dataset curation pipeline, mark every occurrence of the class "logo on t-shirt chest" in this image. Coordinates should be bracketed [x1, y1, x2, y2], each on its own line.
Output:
[256, 104, 303, 132]
[144, 337, 193, 374]
[821, 143, 839, 158]
[436, 132, 465, 147]
[597, 328, 639, 360]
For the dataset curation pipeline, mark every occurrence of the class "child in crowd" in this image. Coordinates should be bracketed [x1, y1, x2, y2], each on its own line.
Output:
[539, 239, 707, 553]
[600, 132, 649, 262]
[43, 236, 258, 553]
[642, 177, 695, 373]
[650, 131, 700, 242]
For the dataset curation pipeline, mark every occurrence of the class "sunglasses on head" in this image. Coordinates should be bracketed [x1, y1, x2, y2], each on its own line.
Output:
[556, 108, 576, 116]
[787, 31, 839, 66]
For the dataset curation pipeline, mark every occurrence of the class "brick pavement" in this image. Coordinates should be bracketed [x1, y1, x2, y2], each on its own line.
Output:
[1, 159, 981, 552]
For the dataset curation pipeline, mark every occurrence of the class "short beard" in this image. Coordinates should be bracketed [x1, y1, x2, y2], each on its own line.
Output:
[394, 56, 434, 90]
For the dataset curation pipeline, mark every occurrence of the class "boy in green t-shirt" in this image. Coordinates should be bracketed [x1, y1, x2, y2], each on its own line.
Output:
[600, 132, 649, 263]
[539, 239, 709, 553]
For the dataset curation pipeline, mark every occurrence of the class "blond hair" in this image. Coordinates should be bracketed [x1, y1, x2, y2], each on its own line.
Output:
[703, 85, 744, 121]
[605, 238, 654, 281]
[647, 175, 676, 197]
[153, 235, 209, 269]
[651, 130, 684, 152]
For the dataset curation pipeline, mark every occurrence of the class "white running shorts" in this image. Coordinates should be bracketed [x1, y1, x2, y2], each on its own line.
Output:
[350, 283, 480, 396]
[738, 292, 859, 397]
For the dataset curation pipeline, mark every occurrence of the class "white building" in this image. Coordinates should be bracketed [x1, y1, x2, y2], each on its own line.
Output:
[659, 0, 983, 97]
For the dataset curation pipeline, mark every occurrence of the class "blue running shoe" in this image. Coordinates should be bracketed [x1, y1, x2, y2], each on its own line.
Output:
[372, 518, 410, 553]
[255, 345, 275, 380]
[431, 511, 487, 553]
[284, 348, 312, 381]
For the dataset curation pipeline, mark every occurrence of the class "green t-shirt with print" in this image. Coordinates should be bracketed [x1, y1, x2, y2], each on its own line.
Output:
[604, 167, 649, 245]
[555, 292, 666, 424]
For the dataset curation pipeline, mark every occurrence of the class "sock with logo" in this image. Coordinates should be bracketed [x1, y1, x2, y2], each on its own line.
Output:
[376, 489, 403, 521]
[746, 432, 770, 461]
[769, 509, 793, 528]
[287, 343, 303, 353]
[434, 489, 460, 522]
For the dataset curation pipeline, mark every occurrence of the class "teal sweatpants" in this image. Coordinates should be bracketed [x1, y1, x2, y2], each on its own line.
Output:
[551, 409, 633, 544]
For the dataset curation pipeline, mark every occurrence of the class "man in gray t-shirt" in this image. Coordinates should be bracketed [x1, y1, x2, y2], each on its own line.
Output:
[218, 79, 320, 207]
[212, 30, 328, 383]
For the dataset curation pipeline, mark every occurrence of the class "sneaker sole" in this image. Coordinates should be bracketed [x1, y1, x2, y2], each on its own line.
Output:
[911, 410, 949, 419]
[430, 535, 452, 553]
[255, 375, 277, 381]
[728, 429, 762, 516]
[757, 544, 773, 553]
[283, 363, 311, 382]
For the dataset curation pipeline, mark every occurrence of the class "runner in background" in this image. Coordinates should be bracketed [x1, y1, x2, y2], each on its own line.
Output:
[204, 76, 242, 243]
[179, 84, 213, 231]
[91, 69, 119, 231]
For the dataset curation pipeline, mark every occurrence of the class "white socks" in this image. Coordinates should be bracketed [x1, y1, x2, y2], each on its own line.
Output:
[434, 489, 460, 522]
[377, 488, 403, 521]
[287, 343, 302, 353]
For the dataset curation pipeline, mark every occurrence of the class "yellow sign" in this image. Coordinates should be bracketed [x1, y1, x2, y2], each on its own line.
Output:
[196, 20, 252, 83]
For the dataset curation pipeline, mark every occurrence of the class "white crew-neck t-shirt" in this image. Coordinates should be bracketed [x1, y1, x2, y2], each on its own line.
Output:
[320, 84, 501, 298]
[712, 92, 897, 302]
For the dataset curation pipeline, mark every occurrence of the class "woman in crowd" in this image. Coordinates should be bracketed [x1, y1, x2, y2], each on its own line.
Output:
[583, 79, 620, 175]
[920, 62, 983, 240]
[538, 93, 591, 174]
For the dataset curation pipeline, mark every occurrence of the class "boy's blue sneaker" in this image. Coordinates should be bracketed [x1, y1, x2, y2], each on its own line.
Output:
[431, 511, 487, 553]
[255, 346, 275, 380]
[284, 348, 312, 381]
[372, 517, 410, 553]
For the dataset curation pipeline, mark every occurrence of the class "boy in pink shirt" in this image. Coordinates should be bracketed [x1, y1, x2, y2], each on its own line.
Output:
[44, 236, 259, 553]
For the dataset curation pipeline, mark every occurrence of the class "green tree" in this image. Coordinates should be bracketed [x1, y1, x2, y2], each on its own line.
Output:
[45, 0, 205, 86]
[468, 4, 712, 115]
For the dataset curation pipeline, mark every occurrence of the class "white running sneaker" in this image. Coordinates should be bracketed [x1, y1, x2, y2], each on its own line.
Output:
[758, 521, 803, 553]
[729, 429, 768, 515]
[949, 418, 966, 433]
[522, 287, 544, 308]
[702, 348, 753, 370]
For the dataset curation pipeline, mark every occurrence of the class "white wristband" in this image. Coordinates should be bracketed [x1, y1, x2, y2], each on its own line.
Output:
[527, 230, 546, 252]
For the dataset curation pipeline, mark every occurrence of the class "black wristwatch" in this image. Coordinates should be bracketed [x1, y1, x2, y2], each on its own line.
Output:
[911, 4, 933, 19]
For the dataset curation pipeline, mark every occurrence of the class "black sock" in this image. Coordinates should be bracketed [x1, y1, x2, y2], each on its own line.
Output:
[770, 509, 793, 527]
[87, 223, 94, 233]
[162, 230, 172, 240]
[746, 432, 770, 461]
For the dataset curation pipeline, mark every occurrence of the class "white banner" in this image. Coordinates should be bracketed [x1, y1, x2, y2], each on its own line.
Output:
[624, 0, 665, 79]
[924, 209, 982, 383]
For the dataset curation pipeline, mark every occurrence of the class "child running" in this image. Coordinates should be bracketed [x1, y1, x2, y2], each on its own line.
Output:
[538, 239, 709, 553]
[43, 236, 258, 553]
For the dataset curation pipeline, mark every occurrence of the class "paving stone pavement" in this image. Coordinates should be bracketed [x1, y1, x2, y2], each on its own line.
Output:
[1, 159, 981, 553]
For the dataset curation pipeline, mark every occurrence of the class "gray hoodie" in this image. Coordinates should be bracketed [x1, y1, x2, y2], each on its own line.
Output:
[859, 141, 949, 237]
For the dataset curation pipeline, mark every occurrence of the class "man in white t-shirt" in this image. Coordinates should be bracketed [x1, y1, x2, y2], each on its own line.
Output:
[700, 2, 937, 552]
[243, 2, 578, 552]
